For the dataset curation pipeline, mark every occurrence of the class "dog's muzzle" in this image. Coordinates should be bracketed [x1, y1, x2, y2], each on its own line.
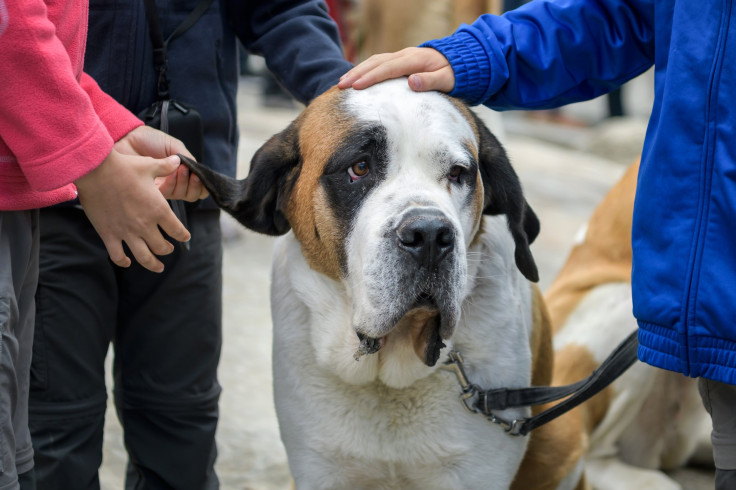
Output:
[352, 206, 462, 366]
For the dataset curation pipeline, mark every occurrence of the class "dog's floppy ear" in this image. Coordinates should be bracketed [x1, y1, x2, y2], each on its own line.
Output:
[473, 112, 540, 283]
[178, 123, 300, 236]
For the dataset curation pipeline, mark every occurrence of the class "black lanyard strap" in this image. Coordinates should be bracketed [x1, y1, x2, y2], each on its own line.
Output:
[141, 0, 215, 98]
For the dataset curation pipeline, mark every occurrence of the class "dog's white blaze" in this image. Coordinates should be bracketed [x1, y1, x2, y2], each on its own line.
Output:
[339, 80, 483, 387]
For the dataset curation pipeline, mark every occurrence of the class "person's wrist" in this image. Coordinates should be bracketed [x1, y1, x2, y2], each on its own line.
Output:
[74, 148, 114, 193]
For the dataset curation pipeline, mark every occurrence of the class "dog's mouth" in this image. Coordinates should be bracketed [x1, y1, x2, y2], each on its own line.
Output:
[353, 294, 447, 367]
[353, 332, 385, 360]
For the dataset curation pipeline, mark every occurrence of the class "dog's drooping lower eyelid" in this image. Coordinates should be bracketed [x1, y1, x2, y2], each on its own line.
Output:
[448, 165, 465, 182]
[348, 161, 369, 182]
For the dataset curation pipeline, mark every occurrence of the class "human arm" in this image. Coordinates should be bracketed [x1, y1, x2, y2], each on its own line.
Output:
[340, 0, 655, 110]
[0, 0, 190, 272]
[229, 0, 353, 103]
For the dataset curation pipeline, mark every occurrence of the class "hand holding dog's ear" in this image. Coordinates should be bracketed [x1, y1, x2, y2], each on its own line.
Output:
[75, 149, 190, 273]
[115, 125, 209, 201]
[178, 123, 301, 236]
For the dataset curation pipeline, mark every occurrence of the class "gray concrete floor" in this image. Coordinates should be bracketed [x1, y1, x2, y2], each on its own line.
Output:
[99, 77, 715, 489]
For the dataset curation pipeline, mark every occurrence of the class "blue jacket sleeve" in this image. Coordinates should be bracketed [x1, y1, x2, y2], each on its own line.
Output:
[228, 0, 352, 104]
[423, 0, 655, 109]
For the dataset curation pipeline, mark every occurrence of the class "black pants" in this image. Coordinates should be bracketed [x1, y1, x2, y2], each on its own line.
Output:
[29, 206, 223, 490]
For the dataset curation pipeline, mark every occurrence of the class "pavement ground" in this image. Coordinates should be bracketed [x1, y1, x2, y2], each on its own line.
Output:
[98, 77, 716, 489]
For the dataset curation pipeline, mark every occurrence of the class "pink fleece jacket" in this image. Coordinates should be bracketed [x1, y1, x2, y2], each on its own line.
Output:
[0, 0, 142, 210]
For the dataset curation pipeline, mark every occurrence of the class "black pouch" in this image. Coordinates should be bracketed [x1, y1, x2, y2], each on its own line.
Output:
[138, 99, 204, 162]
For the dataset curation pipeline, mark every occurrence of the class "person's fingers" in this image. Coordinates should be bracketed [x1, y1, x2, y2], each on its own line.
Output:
[407, 67, 455, 93]
[101, 237, 132, 269]
[185, 174, 208, 201]
[350, 57, 427, 90]
[168, 165, 191, 200]
[340, 49, 424, 89]
[150, 155, 182, 198]
[157, 166, 208, 201]
[156, 173, 177, 198]
[141, 228, 176, 256]
[338, 52, 398, 88]
[158, 204, 191, 244]
[76, 150, 192, 273]
[165, 134, 193, 160]
[340, 48, 451, 91]
[126, 236, 165, 273]
[117, 126, 194, 161]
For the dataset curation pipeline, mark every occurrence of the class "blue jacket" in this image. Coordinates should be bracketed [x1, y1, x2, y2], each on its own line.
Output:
[426, 0, 736, 385]
[85, 0, 351, 182]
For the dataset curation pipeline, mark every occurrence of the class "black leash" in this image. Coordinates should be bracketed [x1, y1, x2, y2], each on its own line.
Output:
[441, 330, 639, 436]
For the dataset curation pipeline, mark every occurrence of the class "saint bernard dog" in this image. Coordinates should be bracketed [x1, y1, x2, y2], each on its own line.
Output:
[181, 79, 586, 489]
[545, 160, 711, 490]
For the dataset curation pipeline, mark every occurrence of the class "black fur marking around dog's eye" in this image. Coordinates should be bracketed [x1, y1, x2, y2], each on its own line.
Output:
[321, 125, 389, 272]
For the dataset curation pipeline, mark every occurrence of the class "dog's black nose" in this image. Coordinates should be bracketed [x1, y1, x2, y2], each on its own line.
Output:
[396, 208, 455, 268]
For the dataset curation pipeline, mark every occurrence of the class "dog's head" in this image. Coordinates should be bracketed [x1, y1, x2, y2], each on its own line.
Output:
[182, 79, 538, 376]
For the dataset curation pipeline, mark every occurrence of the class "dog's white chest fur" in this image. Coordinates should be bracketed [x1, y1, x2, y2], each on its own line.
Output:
[271, 216, 534, 489]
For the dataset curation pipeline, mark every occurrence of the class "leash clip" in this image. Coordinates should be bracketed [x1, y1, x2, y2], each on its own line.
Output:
[441, 351, 481, 414]
[441, 351, 524, 436]
[488, 414, 525, 437]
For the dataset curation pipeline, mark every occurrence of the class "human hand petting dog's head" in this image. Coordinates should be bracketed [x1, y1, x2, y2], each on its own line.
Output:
[338, 47, 455, 93]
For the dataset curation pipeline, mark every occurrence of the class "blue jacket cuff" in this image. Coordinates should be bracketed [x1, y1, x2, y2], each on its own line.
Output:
[421, 30, 491, 106]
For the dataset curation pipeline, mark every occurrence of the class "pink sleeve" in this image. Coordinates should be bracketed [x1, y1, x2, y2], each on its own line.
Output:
[0, 0, 114, 191]
[80, 73, 143, 143]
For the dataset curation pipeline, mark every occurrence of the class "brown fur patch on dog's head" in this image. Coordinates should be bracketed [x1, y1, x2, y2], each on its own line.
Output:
[284, 88, 354, 279]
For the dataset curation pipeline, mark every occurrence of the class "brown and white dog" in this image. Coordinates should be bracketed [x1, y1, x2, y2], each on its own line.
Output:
[182, 79, 585, 489]
[545, 160, 711, 490]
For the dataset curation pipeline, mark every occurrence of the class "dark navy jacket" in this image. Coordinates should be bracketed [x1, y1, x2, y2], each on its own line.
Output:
[85, 0, 351, 182]
[426, 0, 736, 384]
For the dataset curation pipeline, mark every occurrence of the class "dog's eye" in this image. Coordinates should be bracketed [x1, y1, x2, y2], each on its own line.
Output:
[348, 161, 369, 182]
[448, 165, 465, 183]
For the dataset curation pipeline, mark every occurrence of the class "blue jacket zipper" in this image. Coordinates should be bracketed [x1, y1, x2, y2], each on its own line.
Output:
[681, 0, 732, 376]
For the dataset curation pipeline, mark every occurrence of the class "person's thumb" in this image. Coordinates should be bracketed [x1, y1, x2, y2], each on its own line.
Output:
[152, 154, 182, 178]
[408, 68, 455, 93]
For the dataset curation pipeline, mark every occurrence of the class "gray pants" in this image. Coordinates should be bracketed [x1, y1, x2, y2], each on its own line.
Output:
[0, 211, 38, 490]
[699, 377, 736, 488]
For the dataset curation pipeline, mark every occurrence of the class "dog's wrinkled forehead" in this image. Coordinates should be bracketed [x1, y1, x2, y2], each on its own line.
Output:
[344, 79, 479, 165]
